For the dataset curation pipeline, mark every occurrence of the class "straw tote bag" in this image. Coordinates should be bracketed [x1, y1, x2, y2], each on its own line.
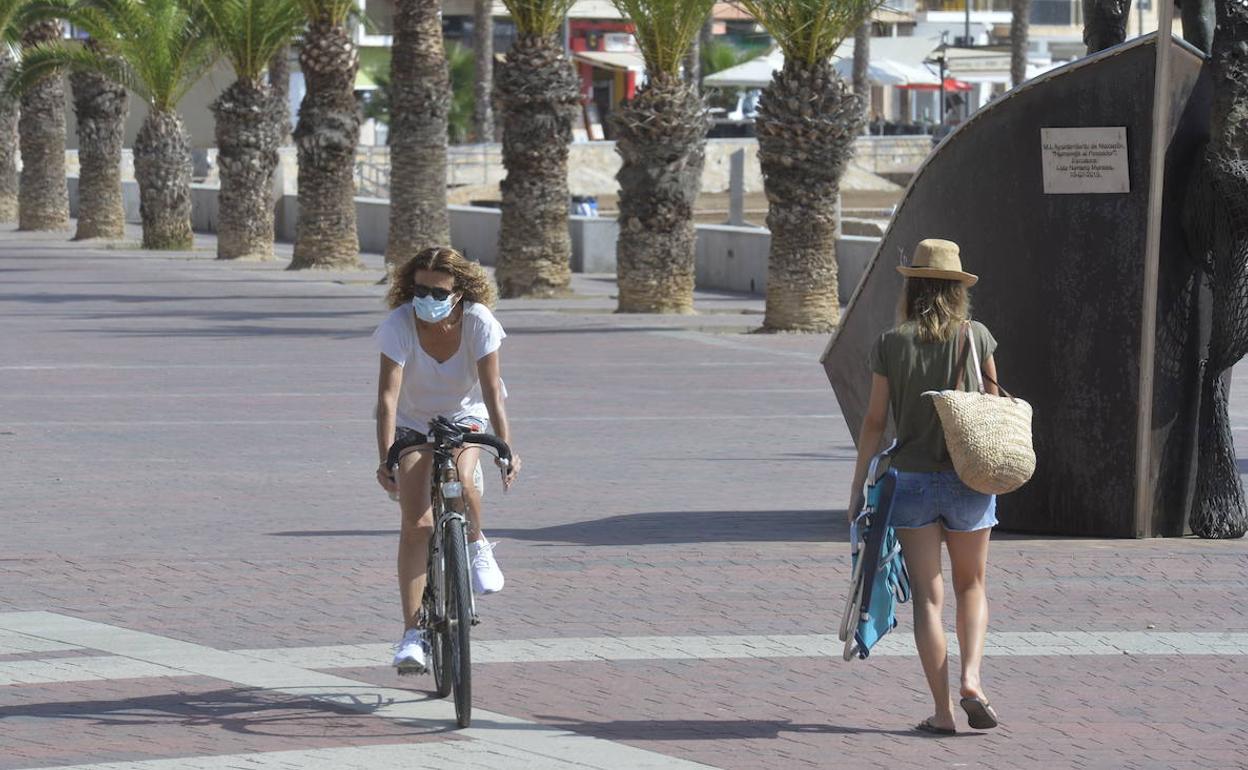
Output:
[924, 323, 1035, 495]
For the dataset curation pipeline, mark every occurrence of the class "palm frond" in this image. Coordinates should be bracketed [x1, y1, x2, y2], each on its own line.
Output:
[6, 38, 138, 97]
[294, 0, 354, 26]
[610, 0, 715, 77]
[501, 0, 577, 38]
[734, 0, 884, 67]
[188, 0, 305, 83]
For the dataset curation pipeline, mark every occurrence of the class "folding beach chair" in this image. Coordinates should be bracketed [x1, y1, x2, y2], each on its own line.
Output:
[839, 448, 911, 661]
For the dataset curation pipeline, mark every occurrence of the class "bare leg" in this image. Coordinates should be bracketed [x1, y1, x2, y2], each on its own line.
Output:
[397, 449, 434, 629]
[897, 524, 955, 730]
[454, 446, 484, 542]
[946, 526, 992, 700]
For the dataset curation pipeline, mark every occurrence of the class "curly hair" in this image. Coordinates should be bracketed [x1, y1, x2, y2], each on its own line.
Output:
[897, 277, 971, 343]
[385, 247, 497, 310]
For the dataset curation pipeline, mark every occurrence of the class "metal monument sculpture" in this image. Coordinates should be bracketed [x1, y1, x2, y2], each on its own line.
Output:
[1182, 0, 1248, 538]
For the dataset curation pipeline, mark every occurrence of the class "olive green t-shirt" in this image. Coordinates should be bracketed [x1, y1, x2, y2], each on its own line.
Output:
[869, 320, 998, 473]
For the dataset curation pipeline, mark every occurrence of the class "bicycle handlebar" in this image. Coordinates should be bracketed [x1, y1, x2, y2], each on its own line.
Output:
[386, 422, 513, 470]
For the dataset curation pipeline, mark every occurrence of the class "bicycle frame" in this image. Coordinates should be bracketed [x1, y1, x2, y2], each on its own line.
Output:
[426, 445, 478, 629]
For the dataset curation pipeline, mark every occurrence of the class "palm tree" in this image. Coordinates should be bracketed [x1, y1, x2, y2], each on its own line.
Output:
[473, 0, 494, 141]
[385, 0, 449, 271]
[609, 0, 715, 313]
[189, 0, 305, 261]
[288, 0, 360, 270]
[1009, 0, 1030, 88]
[0, 14, 20, 222]
[852, 21, 869, 113]
[68, 38, 127, 240]
[14, 0, 215, 249]
[494, 0, 580, 298]
[736, 0, 881, 332]
[18, 19, 68, 231]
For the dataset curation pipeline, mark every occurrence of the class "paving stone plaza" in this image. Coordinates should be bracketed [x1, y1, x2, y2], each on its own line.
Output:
[2, 227, 1247, 769]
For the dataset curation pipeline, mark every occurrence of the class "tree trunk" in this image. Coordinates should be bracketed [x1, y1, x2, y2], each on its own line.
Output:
[852, 22, 870, 118]
[290, 20, 362, 270]
[133, 110, 193, 250]
[1010, 0, 1032, 88]
[756, 60, 863, 332]
[685, 31, 701, 89]
[269, 46, 292, 141]
[1184, 0, 1248, 539]
[473, 0, 495, 142]
[213, 79, 283, 260]
[1081, 0, 1130, 54]
[70, 64, 127, 241]
[0, 50, 19, 223]
[611, 74, 707, 314]
[385, 0, 450, 270]
[495, 33, 579, 298]
[18, 21, 68, 232]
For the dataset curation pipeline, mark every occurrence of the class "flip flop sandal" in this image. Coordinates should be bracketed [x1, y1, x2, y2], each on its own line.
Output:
[915, 717, 956, 735]
[960, 696, 1000, 729]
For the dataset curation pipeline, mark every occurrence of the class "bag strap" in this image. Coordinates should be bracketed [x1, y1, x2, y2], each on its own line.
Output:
[948, 322, 976, 392]
[950, 321, 1016, 399]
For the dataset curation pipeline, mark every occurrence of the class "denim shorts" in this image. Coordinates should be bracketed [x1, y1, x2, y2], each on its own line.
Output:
[889, 471, 998, 532]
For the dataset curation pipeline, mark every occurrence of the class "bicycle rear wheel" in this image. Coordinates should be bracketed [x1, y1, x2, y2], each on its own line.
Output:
[444, 518, 473, 728]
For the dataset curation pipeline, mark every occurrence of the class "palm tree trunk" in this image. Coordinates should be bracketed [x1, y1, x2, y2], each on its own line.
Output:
[756, 60, 862, 332]
[213, 79, 282, 260]
[0, 49, 19, 223]
[852, 22, 870, 116]
[269, 46, 292, 141]
[385, 0, 450, 269]
[18, 21, 68, 232]
[473, 0, 495, 142]
[1010, 0, 1032, 88]
[495, 33, 580, 298]
[1081, 0, 1130, 54]
[69, 66, 127, 240]
[290, 20, 362, 270]
[611, 74, 707, 314]
[133, 110, 193, 250]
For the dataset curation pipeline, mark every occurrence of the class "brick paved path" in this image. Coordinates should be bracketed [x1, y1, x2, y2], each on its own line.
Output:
[2, 226, 1247, 769]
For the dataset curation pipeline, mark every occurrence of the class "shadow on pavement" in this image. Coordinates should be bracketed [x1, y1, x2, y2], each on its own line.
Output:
[490, 509, 842, 546]
[529, 715, 930, 740]
[0, 686, 448, 739]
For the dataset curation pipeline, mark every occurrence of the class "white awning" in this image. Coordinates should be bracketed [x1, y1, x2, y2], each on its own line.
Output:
[572, 50, 646, 74]
[704, 36, 943, 89]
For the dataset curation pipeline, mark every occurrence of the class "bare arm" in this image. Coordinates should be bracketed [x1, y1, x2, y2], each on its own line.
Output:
[375, 354, 403, 493]
[478, 350, 520, 487]
[847, 374, 891, 521]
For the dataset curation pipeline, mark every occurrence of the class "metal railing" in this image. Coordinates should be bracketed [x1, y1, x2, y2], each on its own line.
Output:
[355, 143, 505, 199]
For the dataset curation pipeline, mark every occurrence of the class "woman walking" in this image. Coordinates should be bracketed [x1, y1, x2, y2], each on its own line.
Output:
[374, 246, 521, 674]
[847, 239, 1001, 734]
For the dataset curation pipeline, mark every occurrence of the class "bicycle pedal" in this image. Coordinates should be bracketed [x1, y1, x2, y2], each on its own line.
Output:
[395, 664, 427, 677]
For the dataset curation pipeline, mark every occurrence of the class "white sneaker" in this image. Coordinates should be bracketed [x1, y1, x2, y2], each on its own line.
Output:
[469, 537, 504, 595]
[392, 628, 429, 674]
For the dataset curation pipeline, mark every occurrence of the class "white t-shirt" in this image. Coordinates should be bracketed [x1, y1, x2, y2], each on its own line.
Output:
[373, 301, 507, 430]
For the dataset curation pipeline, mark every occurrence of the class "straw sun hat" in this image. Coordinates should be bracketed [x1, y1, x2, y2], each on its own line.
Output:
[897, 239, 978, 286]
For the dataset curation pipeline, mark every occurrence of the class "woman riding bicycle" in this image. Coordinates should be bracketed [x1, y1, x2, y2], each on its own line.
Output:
[848, 239, 1001, 734]
[374, 246, 521, 674]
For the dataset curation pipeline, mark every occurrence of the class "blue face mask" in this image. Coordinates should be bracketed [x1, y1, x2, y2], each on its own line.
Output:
[412, 294, 457, 323]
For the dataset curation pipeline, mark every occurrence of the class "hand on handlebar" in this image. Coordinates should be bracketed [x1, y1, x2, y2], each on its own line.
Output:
[497, 452, 521, 490]
[377, 462, 398, 495]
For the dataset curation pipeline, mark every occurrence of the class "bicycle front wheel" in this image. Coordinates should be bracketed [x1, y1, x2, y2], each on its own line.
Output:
[444, 519, 473, 728]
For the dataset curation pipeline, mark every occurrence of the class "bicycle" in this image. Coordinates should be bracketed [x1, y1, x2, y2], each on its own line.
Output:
[387, 416, 512, 728]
